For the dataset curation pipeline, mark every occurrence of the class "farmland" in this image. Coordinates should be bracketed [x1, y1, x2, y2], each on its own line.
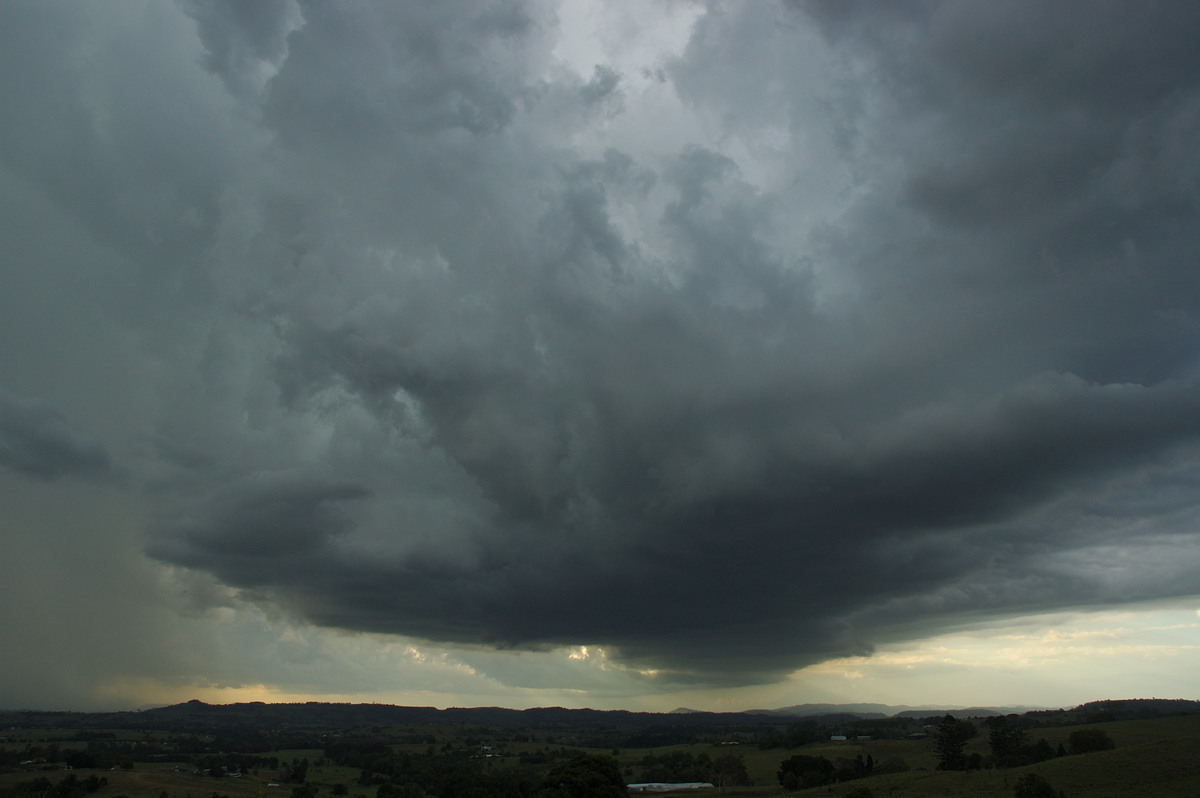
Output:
[1, 702, 1197, 797]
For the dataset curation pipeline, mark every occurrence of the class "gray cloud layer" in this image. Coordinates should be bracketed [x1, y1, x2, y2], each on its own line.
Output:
[5, 0, 1200, 688]
[0, 391, 112, 481]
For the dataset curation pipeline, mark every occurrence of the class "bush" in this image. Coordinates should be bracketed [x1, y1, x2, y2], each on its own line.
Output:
[1013, 773, 1062, 798]
[873, 756, 909, 774]
[535, 754, 626, 798]
[777, 754, 834, 790]
[1067, 728, 1114, 754]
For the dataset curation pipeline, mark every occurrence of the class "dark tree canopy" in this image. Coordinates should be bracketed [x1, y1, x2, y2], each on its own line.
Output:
[1068, 728, 1115, 755]
[536, 754, 626, 798]
[987, 716, 1029, 767]
[777, 754, 835, 790]
[934, 715, 973, 771]
[1014, 772, 1062, 798]
[709, 753, 750, 789]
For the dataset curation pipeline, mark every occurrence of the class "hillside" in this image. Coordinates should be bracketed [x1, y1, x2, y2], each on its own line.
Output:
[810, 714, 1200, 798]
[1, 703, 1198, 798]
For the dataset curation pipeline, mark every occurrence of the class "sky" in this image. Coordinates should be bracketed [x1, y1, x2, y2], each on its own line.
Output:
[2, 0, 1199, 714]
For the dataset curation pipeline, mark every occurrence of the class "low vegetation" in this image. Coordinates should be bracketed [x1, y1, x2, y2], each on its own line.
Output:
[0, 700, 1196, 798]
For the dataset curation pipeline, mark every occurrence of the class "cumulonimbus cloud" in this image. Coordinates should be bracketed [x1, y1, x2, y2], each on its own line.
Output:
[6, 0, 1200, 689]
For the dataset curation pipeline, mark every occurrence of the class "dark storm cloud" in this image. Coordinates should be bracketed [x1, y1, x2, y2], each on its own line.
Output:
[8, 0, 1200, 689]
[183, 0, 302, 98]
[0, 391, 112, 481]
[149, 473, 371, 586]
[148, 0, 1200, 683]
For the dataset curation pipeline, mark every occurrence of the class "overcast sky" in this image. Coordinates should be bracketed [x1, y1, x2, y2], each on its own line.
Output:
[2, 0, 1199, 713]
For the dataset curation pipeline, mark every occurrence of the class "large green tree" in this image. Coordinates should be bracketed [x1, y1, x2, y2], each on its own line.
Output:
[933, 715, 973, 771]
[987, 716, 1028, 767]
[777, 754, 834, 790]
[708, 753, 750, 790]
[1067, 728, 1114, 754]
[535, 754, 626, 798]
[1013, 772, 1063, 798]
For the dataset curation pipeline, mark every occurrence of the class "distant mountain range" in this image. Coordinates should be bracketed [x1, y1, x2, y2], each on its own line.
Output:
[746, 703, 1047, 719]
[670, 703, 1044, 720]
[2, 697, 1195, 733]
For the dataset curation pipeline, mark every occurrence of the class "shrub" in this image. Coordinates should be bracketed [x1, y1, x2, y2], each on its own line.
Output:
[1014, 773, 1063, 798]
[1067, 728, 1114, 754]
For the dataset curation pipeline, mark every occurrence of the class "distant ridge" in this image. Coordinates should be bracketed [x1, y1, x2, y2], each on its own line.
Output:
[744, 703, 1044, 719]
[4, 698, 1194, 732]
[0, 701, 780, 733]
[1072, 698, 1200, 717]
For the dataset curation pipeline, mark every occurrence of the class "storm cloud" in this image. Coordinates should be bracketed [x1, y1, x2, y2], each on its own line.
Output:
[0, 391, 112, 481]
[5, 0, 1200, 693]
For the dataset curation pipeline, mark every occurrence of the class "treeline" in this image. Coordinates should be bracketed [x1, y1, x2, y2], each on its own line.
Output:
[776, 752, 901, 791]
[773, 716, 1118, 793]
[0, 742, 140, 772]
[322, 739, 751, 797]
[1070, 698, 1200, 720]
[754, 714, 937, 749]
[0, 737, 299, 773]
[632, 751, 749, 788]
[352, 750, 552, 798]
[929, 715, 1116, 772]
[1, 702, 781, 746]
[10, 773, 109, 798]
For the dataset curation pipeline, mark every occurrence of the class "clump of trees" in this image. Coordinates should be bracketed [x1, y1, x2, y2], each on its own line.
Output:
[711, 754, 751, 789]
[933, 715, 978, 770]
[777, 751, 884, 789]
[535, 754, 626, 798]
[986, 716, 1056, 768]
[1014, 772, 1066, 798]
[634, 750, 748, 788]
[777, 754, 835, 790]
[14, 774, 108, 798]
[755, 725, 823, 749]
[636, 750, 709, 783]
[1067, 728, 1114, 754]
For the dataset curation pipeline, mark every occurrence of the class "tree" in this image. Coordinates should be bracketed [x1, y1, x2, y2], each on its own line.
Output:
[1067, 728, 1114, 755]
[987, 716, 1028, 767]
[777, 754, 834, 790]
[834, 755, 871, 782]
[376, 786, 426, 798]
[1026, 738, 1055, 764]
[279, 761, 307, 785]
[934, 715, 970, 771]
[874, 756, 909, 774]
[708, 754, 749, 791]
[535, 754, 625, 798]
[1013, 772, 1064, 798]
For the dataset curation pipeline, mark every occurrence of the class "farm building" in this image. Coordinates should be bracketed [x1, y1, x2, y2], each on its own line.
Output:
[627, 782, 715, 793]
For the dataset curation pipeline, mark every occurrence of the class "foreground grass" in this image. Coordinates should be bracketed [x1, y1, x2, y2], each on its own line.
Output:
[789, 714, 1200, 798]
